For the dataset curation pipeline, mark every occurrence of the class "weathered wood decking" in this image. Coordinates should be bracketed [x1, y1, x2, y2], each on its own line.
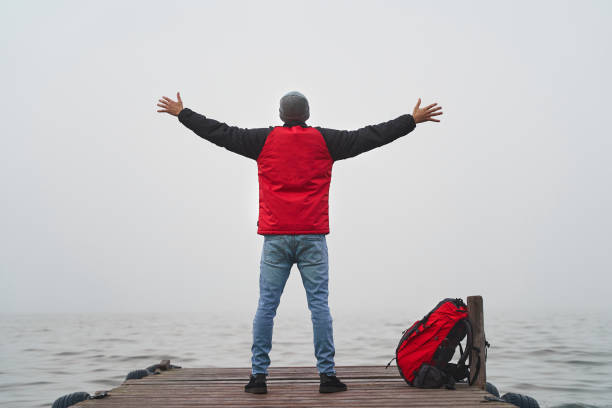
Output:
[75, 366, 510, 407]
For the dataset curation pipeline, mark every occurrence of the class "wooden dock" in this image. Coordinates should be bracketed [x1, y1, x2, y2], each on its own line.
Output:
[70, 296, 507, 407]
[74, 365, 509, 407]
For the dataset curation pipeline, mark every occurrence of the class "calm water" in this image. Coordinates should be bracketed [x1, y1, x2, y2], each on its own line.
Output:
[1, 310, 611, 407]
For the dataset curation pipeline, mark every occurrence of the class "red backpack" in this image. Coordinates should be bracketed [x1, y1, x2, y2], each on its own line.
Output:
[389, 298, 481, 389]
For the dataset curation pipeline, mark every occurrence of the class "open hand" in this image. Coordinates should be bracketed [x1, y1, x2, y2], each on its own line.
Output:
[412, 98, 443, 124]
[157, 92, 184, 116]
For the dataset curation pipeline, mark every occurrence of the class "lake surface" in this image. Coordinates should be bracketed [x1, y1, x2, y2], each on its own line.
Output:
[1, 309, 611, 407]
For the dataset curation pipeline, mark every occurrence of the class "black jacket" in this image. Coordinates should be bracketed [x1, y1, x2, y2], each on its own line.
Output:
[177, 108, 416, 161]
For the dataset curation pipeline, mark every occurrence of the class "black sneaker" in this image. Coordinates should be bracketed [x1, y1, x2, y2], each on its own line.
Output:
[245, 373, 267, 394]
[319, 373, 347, 393]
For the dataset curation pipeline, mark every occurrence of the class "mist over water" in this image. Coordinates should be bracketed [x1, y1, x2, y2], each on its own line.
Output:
[1, 1, 611, 407]
[2, 309, 611, 408]
[2, 0, 612, 316]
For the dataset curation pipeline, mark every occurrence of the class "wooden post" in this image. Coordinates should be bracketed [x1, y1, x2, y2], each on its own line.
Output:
[467, 295, 486, 389]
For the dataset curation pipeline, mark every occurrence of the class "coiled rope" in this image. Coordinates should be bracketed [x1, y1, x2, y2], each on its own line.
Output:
[51, 359, 181, 408]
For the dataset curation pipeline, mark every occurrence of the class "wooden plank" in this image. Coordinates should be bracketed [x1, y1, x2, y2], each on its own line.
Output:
[129, 366, 402, 383]
[467, 295, 487, 389]
[74, 366, 509, 407]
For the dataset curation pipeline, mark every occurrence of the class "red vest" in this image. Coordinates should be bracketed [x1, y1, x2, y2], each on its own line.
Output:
[257, 126, 333, 234]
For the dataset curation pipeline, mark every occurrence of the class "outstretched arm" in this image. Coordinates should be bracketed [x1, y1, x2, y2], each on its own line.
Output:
[157, 92, 269, 160]
[318, 99, 443, 161]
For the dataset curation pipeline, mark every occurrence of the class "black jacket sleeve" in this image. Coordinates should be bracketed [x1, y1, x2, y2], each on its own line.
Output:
[316, 114, 416, 161]
[178, 108, 269, 160]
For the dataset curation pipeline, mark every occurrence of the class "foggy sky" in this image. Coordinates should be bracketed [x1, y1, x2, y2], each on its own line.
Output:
[1, 0, 611, 316]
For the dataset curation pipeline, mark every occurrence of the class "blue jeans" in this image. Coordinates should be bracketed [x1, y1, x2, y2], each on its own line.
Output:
[251, 234, 336, 375]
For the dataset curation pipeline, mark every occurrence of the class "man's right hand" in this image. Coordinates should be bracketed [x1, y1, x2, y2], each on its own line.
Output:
[412, 98, 443, 124]
[157, 92, 184, 116]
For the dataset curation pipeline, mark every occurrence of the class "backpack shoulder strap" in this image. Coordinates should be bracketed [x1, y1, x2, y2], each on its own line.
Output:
[455, 318, 483, 385]
[456, 319, 472, 368]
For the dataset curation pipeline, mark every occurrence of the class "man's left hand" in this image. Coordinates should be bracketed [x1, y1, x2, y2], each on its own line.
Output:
[157, 92, 184, 116]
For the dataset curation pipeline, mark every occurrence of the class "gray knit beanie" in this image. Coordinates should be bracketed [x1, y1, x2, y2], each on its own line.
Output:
[279, 91, 310, 123]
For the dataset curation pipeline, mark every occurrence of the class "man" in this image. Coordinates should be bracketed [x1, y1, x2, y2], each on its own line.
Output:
[157, 91, 442, 394]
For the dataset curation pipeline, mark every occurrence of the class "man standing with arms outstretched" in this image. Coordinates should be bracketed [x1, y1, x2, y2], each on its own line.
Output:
[157, 91, 442, 394]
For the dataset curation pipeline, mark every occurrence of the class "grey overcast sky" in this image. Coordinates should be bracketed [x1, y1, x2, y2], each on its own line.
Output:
[1, 0, 611, 315]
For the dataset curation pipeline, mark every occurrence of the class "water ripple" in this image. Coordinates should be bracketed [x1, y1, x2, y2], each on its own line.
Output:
[1, 311, 611, 408]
